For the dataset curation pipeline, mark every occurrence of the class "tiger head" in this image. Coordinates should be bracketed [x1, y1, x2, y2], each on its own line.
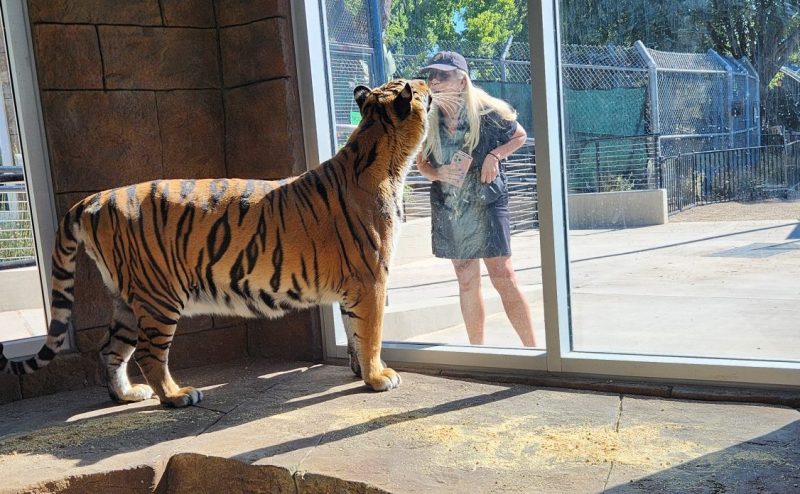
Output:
[353, 79, 431, 160]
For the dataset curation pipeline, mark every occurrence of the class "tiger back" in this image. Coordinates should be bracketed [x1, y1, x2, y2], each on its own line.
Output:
[0, 79, 431, 408]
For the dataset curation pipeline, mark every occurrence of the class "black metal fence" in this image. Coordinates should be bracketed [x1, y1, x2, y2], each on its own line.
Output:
[659, 141, 800, 212]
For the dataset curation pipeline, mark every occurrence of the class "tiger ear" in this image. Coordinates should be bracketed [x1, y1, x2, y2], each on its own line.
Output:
[354, 85, 371, 112]
[392, 82, 413, 120]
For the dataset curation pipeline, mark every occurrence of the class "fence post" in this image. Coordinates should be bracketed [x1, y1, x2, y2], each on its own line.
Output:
[740, 58, 761, 148]
[634, 41, 659, 136]
[500, 35, 513, 83]
[368, 0, 386, 85]
[743, 63, 751, 149]
[594, 141, 601, 192]
[708, 49, 734, 149]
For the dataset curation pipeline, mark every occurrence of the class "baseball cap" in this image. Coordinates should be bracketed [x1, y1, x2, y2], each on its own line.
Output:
[420, 51, 469, 73]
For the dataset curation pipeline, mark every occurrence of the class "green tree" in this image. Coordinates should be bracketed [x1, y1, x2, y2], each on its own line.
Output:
[705, 0, 800, 96]
[385, 0, 526, 52]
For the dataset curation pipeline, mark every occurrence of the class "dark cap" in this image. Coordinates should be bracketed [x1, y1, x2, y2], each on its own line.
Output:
[421, 51, 469, 73]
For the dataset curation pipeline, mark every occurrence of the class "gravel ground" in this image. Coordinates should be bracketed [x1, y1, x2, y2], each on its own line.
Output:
[670, 199, 800, 222]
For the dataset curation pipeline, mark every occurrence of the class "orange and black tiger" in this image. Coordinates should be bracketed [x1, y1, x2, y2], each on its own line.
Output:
[0, 79, 431, 407]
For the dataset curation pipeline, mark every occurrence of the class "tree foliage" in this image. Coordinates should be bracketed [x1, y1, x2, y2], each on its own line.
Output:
[385, 0, 526, 55]
[705, 0, 800, 93]
[383, 0, 800, 123]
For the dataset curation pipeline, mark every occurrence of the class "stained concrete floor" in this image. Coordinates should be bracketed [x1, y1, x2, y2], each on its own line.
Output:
[1, 358, 798, 493]
[386, 217, 800, 361]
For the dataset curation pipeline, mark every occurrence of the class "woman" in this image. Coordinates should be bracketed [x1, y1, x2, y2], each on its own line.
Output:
[416, 51, 536, 347]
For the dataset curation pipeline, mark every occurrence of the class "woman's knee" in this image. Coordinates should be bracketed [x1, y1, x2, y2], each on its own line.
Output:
[484, 257, 519, 290]
[452, 259, 481, 291]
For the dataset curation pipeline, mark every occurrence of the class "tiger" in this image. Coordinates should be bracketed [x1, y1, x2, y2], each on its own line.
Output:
[0, 78, 432, 408]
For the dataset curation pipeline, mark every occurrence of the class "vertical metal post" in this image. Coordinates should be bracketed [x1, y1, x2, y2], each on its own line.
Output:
[635, 41, 660, 188]
[709, 49, 734, 148]
[528, 0, 572, 370]
[0, 85, 14, 166]
[500, 35, 513, 83]
[635, 41, 659, 136]
[368, 0, 386, 85]
[742, 62, 751, 149]
[594, 141, 601, 192]
[741, 58, 761, 148]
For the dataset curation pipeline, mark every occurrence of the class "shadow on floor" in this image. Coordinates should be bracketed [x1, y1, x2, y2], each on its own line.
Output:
[605, 420, 800, 493]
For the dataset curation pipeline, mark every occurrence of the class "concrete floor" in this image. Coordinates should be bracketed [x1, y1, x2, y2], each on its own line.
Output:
[0, 359, 798, 493]
[386, 217, 800, 361]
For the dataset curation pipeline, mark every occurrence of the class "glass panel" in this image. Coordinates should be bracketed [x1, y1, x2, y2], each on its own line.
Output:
[560, 0, 800, 362]
[0, 7, 46, 344]
[323, 0, 544, 350]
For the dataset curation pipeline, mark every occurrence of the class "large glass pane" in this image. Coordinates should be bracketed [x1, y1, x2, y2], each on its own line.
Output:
[0, 7, 46, 348]
[559, 0, 800, 362]
[323, 0, 544, 350]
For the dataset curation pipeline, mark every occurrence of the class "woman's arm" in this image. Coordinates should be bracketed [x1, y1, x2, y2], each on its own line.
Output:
[488, 122, 527, 162]
[480, 122, 527, 183]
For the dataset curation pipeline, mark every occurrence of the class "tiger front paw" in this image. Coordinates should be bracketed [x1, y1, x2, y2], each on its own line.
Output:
[109, 383, 155, 404]
[162, 386, 204, 408]
[365, 368, 402, 391]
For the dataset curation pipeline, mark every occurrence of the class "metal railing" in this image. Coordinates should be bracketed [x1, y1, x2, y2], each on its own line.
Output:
[659, 141, 800, 212]
[404, 139, 538, 231]
[0, 166, 34, 268]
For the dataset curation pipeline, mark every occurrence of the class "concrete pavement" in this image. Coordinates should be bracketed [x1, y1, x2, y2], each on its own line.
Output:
[1, 359, 798, 493]
[386, 217, 800, 361]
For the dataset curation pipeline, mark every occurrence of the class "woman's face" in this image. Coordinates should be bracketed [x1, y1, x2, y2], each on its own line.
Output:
[426, 69, 466, 94]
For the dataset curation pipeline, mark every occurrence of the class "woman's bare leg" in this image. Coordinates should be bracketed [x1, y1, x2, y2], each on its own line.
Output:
[484, 256, 536, 347]
[452, 259, 485, 345]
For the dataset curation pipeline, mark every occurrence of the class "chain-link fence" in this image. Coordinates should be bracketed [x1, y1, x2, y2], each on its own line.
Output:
[323, 1, 763, 230]
[326, 0, 384, 145]
[645, 46, 760, 157]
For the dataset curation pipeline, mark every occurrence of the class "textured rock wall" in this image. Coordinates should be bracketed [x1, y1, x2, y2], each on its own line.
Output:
[0, 0, 321, 403]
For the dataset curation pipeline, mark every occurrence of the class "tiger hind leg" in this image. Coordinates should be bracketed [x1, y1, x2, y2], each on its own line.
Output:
[131, 303, 203, 408]
[342, 282, 401, 391]
[101, 299, 154, 403]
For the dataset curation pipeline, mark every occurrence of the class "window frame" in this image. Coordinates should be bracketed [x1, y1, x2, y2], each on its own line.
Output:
[292, 0, 800, 388]
[0, 0, 59, 356]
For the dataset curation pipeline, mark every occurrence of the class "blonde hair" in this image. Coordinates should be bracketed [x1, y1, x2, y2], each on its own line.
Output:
[424, 71, 517, 164]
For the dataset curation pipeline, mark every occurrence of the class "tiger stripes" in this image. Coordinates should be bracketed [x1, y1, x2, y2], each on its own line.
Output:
[0, 79, 432, 407]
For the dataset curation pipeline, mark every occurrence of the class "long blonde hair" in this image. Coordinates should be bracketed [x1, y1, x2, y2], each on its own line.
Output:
[424, 71, 517, 164]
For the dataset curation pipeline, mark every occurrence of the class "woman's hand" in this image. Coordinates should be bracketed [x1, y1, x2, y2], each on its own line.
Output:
[415, 153, 438, 181]
[481, 153, 500, 183]
[416, 152, 464, 186]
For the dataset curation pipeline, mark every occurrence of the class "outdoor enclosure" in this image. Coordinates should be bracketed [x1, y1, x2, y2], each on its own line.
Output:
[324, 1, 768, 226]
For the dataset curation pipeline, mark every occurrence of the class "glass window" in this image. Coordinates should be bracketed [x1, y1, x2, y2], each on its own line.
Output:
[0, 5, 47, 351]
[559, 0, 800, 363]
[323, 0, 545, 352]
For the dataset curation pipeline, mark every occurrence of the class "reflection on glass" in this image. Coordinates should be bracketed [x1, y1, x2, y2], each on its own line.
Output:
[0, 10, 46, 346]
[560, 0, 800, 362]
[324, 0, 543, 349]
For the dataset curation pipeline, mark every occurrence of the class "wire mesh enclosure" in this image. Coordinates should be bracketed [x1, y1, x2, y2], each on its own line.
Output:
[323, 1, 769, 228]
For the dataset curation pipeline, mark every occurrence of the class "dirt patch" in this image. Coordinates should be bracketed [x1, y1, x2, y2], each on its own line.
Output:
[670, 200, 800, 222]
[331, 408, 711, 470]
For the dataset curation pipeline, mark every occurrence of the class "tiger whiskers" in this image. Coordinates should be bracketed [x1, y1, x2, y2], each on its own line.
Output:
[430, 91, 464, 117]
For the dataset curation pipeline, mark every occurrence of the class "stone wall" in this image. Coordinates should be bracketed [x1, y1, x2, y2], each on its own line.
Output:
[0, 0, 322, 404]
